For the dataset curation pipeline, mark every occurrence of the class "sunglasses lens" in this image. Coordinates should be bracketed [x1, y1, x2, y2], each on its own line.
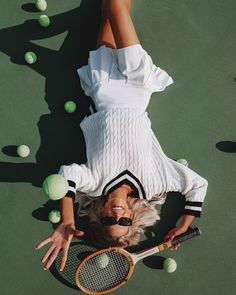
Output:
[100, 217, 116, 225]
[118, 217, 132, 226]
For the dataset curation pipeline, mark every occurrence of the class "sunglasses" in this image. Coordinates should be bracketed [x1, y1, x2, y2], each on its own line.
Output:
[100, 216, 132, 226]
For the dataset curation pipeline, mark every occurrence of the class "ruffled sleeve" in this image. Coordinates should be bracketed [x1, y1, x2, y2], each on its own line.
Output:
[77, 65, 93, 97]
[145, 63, 174, 93]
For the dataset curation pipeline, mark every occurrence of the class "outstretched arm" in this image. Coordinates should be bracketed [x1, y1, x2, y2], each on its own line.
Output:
[35, 195, 84, 271]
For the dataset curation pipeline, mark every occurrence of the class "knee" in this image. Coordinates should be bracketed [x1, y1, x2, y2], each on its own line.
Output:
[106, 0, 126, 18]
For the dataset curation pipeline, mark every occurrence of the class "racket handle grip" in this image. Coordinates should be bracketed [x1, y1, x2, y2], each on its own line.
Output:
[172, 227, 201, 246]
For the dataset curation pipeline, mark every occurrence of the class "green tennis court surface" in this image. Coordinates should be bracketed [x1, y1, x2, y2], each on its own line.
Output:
[1, 1, 236, 294]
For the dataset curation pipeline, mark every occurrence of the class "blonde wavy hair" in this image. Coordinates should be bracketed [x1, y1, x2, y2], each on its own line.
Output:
[74, 192, 167, 248]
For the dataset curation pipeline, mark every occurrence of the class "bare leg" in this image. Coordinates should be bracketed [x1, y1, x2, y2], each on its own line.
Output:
[96, 18, 117, 49]
[106, 0, 140, 49]
[96, 0, 133, 49]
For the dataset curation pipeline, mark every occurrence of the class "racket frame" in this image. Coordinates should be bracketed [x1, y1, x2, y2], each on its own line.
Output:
[75, 227, 201, 294]
[75, 247, 135, 295]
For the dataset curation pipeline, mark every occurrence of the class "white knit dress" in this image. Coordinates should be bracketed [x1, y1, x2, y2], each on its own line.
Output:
[58, 44, 208, 217]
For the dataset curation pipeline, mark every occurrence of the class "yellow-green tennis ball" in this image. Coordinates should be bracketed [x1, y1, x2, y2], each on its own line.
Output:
[42, 174, 69, 200]
[17, 145, 30, 158]
[64, 101, 77, 113]
[163, 258, 177, 273]
[24, 51, 37, 64]
[48, 209, 61, 223]
[177, 158, 188, 167]
[35, 0, 47, 12]
[97, 254, 109, 269]
[38, 14, 50, 28]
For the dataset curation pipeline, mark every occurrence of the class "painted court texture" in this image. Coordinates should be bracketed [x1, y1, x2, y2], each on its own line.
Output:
[0, 1, 236, 295]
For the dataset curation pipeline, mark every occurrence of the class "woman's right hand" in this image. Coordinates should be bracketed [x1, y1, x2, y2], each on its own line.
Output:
[35, 222, 84, 271]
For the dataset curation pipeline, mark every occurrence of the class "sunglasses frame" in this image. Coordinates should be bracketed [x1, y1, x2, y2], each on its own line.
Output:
[100, 216, 133, 226]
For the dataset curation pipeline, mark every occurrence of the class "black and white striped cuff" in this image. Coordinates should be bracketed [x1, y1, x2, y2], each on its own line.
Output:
[65, 180, 76, 201]
[184, 201, 203, 217]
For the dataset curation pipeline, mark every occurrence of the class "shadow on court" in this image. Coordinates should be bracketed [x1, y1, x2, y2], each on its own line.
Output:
[216, 141, 236, 153]
[0, 0, 101, 187]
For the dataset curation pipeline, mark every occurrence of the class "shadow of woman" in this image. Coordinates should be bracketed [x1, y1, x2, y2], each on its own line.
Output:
[0, 0, 101, 187]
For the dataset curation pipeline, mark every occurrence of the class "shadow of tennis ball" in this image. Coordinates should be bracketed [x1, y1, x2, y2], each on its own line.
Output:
[21, 3, 39, 12]
[143, 256, 166, 270]
[216, 141, 236, 153]
[2, 145, 19, 157]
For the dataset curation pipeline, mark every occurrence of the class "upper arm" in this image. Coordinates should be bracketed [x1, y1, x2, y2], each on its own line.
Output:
[58, 163, 97, 197]
[167, 158, 208, 217]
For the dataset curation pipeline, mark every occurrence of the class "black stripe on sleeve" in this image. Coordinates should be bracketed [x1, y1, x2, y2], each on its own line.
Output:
[68, 180, 76, 188]
[65, 190, 75, 201]
[185, 201, 203, 207]
[183, 209, 201, 217]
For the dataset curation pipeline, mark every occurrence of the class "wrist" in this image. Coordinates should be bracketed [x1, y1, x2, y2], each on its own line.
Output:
[61, 217, 75, 225]
[59, 196, 75, 225]
[61, 220, 75, 228]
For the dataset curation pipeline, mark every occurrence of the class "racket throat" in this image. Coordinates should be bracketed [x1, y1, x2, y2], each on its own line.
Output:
[133, 246, 160, 263]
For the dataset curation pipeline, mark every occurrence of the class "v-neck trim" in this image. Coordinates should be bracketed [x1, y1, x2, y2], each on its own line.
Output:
[102, 169, 146, 199]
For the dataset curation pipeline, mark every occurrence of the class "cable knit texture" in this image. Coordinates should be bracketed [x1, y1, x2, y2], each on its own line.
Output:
[59, 108, 208, 217]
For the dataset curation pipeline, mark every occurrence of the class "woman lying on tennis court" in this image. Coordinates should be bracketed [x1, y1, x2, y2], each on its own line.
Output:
[35, 0, 208, 271]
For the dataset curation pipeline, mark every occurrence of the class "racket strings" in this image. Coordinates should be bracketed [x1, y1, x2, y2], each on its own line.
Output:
[54, 243, 97, 288]
[77, 251, 130, 292]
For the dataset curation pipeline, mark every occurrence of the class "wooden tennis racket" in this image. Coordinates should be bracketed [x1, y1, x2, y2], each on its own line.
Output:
[75, 227, 201, 294]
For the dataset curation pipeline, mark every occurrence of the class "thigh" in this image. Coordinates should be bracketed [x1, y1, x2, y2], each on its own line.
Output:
[96, 19, 117, 49]
[107, 0, 140, 49]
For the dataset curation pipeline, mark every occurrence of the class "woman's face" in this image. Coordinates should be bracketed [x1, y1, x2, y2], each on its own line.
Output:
[100, 186, 133, 238]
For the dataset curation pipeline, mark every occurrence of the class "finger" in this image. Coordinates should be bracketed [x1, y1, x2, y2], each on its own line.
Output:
[35, 237, 52, 250]
[44, 246, 61, 270]
[73, 230, 84, 237]
[41, 244, 56, 264]
[172, 243, 180, 251]
[59, 244, 70, 271]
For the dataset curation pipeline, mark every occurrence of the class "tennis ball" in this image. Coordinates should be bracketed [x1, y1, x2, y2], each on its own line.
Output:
[17, 145, 30, 158]
[97, 254, 109, 268]
[42, 174, 69, 200]
[35, 0, 47, 12]
[48, 209, 61, 223]
[24, 51, 37, 64]
[177, 158, 188, 167]
[64, 101, 77, 113]
[163, 258, 177, 273]
[38, 14, 50, 28]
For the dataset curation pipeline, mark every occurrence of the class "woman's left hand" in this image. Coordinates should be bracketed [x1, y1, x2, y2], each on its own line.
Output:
[164, 225, 188, 251]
